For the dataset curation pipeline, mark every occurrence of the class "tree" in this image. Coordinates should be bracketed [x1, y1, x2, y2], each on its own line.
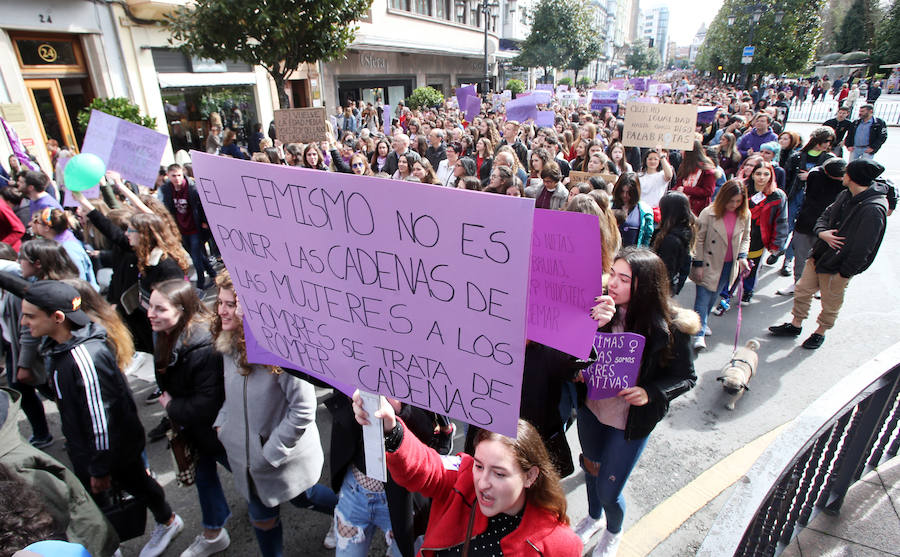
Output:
[514, 0, 602, 82]
[77, 97, 156, 131]
[406, 87, 444, 110]
[506, 79, 526, 95]
[696, 0, 825, 80]
[168, 0, 372, 109]
[565, 34, 605, 85]
[625, 42, 661, 74]
[873, 0, 900, 67]
[834, 0, 874, 52]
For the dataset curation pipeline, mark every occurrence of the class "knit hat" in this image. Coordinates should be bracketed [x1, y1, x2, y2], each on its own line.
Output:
[846, 159, 885, 187]
[823, 158, 847, 178]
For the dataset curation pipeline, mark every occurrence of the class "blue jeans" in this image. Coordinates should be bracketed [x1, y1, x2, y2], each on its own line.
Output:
[849, 148, 873, 161]
[247, 481, 339, 557]
[334, 469, 401, 557]
[576, 406, 649, 533]
[784, 188, 805, 264]
[184, 232, 215, 288]
[693, 261, 733, 338]
[195, 450, 231, 530]
[742, 254, 763, 294]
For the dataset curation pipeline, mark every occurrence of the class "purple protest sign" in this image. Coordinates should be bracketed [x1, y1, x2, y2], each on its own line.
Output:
[0, 116, 39, 171]
[630, 78, 647, 91]
[535, 83, 554, 91]
[525, 90, 552, 105]
[505, 96, 538, 123]
[584, 332, 646, 399]
[610, 79, 626, 90]
[82, 110, 167, 187]
[191, 152, 535, 436]
[464, 95, 482, 122]
[526, 210, 603, 359]
[383, 105, 391, 136]
[456, 85, 477, 107]
[590, 91, 619, 111]
[535, 111, 556, 128]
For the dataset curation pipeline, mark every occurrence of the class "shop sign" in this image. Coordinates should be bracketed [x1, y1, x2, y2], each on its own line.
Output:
[15, 38, 78, 66]
[360, 53, 387, 71]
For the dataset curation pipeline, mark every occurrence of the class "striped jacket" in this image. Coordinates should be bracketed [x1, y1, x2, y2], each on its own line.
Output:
[43, 322, 144, 478]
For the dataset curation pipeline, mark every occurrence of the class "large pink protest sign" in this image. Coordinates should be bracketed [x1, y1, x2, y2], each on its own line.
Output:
[584, 332, 646, 399]
[526, 210, 603, 359]
[191, 152, 534, 436]
[82, 110, 168, 187]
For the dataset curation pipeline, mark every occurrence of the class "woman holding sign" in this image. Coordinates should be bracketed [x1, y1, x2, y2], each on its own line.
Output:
[575, 247, 698, 556]
[352, 395, 582, 557]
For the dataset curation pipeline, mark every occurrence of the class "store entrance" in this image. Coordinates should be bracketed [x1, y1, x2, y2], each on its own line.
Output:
[338, 79, 414, 107]
[25, 78, 90, 151]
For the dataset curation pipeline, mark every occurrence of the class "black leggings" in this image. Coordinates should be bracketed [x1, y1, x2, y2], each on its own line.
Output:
[75, 456, 173, 525]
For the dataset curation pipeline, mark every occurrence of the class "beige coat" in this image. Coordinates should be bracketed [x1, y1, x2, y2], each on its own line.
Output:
[692, 205, 751, 292]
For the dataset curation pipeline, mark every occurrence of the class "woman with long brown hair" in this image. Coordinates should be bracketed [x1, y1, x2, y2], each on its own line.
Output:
[738, 160, 788, 306]
[148, 278, 230, 555]
[128, 213, 190, 309]
[612, 173, 654, 247]
[62, 278, 135, 371]
[673, 140, 717, 215]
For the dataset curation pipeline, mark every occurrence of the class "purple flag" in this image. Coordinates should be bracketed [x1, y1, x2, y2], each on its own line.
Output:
[0, 116, 39, 171]
[584, 332, 646, 399]
[464, 96, 482, 122]
[383, 105, 391, 136]
[525, 90, 552, 105]
[526, 210, 604, 358]
[505, 96, 538, 123]
[535, 110, 556, 128]
[191, 152, 535, 435]
[697, 106, 720, 124]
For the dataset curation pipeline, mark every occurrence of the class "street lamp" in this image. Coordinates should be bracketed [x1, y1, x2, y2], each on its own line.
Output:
[727, 2, 782, 90]
[482, 0, 499, 95]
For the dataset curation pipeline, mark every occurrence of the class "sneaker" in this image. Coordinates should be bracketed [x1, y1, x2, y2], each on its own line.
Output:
[740, 291, 753, 306]
[29, 434, 54, 449]
[693, 336, 706, 351]
[148, 416, 171, 443]
[766, 252, 782, 265]
[146, 388, 163, 405]
[592, 528, 622, 557]
[573, 516, 604, 545]
[768, 323, 803, 337]
[776, 282, 795, 296]
[802, 333, 825, 350]
[435, 423, 456, 455]
[779, 266, 792, 277]
[704, 326, 712, 336]
[180, 529, 230, 557]
[323, 524, 337, 549]
[140, 514, 184, 557]
[712, 299, 730, 316]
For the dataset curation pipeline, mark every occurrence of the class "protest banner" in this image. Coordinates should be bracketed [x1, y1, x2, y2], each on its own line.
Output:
[630, 78, 647, 91]
[191, 152, 535, 436]
[505, 96, 538, 123]
[274, 108, 328, 144]
[526, 210, 603, 359]
[81, 110, 167, 187]
[456, 85, 477, 107]
[556, 85, 569, 95]
[622, 102, 696, 151]
[609, 79, 626, 90]
[535, 83, 554, 91]
[383, 105, 392, 136]
[464, 96, 482, 122]
[559, 92, 580, 107]
[535, 110, 556, 128]
[568, 170, 619, 186]
[525, 90, 552, 105]
[590, 91, 618, 112]
[583, 332, 646, 399]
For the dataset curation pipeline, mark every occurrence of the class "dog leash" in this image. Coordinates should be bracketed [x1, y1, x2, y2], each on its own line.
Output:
[728, 261, 754, 352]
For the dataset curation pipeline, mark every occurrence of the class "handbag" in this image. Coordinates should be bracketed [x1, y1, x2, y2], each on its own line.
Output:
[119, 283, 140, 315]
[99, 488, 147, 542]
[166, 423, 197, 487]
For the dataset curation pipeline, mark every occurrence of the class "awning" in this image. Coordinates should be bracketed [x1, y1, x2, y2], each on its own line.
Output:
[157, 72, 257, 89]
[351, 35, 490, 58]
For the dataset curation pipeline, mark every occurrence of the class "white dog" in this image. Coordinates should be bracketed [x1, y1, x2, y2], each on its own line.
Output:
[716, 339, 760, 410]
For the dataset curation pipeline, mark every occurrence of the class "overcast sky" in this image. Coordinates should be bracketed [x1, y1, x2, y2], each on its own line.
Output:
[641, 0, 725, 46]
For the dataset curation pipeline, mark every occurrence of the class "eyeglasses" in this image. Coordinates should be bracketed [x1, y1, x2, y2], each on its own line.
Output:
[351, 163, 365, 169]
[126, 228, 137, 234]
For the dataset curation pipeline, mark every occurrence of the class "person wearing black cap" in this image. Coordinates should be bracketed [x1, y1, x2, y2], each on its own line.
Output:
[769, 159, 889, 349]
[19, 280, 184, 557]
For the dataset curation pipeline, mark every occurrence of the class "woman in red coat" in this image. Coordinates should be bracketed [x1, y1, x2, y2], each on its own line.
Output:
[673, 140, 717, 215]
[353, 393, 581, 557]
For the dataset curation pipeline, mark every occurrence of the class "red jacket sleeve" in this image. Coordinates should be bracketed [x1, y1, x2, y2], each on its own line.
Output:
[385, 418, 462, 500]
[0, 200, 25, 251]
[680, 168, 716, 199]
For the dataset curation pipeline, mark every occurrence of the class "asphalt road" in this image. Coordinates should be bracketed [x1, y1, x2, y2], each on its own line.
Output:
[13, 121, 900, 557]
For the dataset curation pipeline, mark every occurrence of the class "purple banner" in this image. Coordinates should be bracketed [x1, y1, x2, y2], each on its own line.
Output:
[697, 106, 720, 124]
[383, 105, 391, 136]
[526, 210, 603, 359]
[630, 78, 647, 91]
[0, 116, 39, 171]
[82, 110, 167, 188]
[456, 85, 477, 107]
[505, 96, 538, 123]
[191, 152, 535, 436]
[464, 95, 482, 122]
[535, 83, 554, 91]
[535, 110, 556, 128]
[584, 332, 646, 399]
[610, 79, 626, 90]
[590, 90, 619, 111]
[525, 90, 552, 105]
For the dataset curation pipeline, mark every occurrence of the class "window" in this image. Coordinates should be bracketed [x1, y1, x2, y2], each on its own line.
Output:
[415, 0, 431, 16]
[435, 0, 450, 20]
[390, 0, 410, 11]
[455, 0, 467, 23]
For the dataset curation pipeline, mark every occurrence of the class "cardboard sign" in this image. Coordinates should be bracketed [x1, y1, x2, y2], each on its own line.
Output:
[569, 171, 619, 186]
[526, 210, 603, 359]
[274, 108, 328, 144]
[81, 110, 168, 187]
[622, 102, 696, 150]
[584, 332, 646, 399]
[191, 152, 535, 436]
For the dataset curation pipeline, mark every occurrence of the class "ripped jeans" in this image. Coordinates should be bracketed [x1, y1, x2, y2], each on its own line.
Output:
[576, 406, 649, 533]
[334, 468, 402, 557]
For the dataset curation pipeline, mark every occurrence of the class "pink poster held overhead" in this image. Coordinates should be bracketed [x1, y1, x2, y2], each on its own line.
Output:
[526, 209, 604, 359]
[191, 152, 535, 436]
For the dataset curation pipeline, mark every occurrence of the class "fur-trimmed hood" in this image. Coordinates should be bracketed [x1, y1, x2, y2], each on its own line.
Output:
[671, 306, 701, 336]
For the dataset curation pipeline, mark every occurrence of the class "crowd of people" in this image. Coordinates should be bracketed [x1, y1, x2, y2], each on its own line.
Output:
[0, 72, 894, 557]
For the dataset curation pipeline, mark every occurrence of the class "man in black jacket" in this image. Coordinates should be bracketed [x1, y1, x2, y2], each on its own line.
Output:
[769, 159, 889, 349]
[823, 106, 853, 157]
[20, 281, 183, 556]
[159, 164, 216, 289]
[846, 104, 888, 161]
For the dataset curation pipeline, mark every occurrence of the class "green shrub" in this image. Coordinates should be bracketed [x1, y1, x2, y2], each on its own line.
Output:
[558, 77, 572, 86]
[76, 97, 156, 131]
[406, 87, 444, 110]
[506, 79, 526, 95]
[577, 76, 592, 87]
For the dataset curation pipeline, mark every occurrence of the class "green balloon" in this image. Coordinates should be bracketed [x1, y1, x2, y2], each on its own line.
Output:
[64, 153, 106, 192]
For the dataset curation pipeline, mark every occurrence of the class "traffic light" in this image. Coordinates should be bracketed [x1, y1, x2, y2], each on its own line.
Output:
[717, 65, 723, 71]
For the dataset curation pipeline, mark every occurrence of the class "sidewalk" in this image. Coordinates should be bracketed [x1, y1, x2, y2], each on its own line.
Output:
[781, 457, 900, 557]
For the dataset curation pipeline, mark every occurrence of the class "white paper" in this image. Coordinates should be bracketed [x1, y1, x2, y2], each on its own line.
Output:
[751, 191, 766, 204]
[360, 391, 387, 483]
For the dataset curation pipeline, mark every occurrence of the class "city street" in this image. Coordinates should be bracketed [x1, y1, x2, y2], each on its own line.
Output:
[14, 121, 899, 556]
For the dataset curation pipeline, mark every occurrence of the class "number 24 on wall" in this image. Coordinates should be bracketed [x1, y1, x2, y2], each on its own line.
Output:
[39, 13, 53, 23]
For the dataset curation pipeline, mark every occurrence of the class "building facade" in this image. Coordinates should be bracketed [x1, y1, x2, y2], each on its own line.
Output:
[639, 6, 669, 68]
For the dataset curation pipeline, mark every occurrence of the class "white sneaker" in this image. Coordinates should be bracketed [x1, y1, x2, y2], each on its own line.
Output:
[573, 516, 604, 545]
[592, 529, 622, 557]
[776, 282, 796, 296]
[323, 523, 337, 549]
[140, 513, 184, 557]
[693, 336, 706, 351]
[180, 528, 230, 557]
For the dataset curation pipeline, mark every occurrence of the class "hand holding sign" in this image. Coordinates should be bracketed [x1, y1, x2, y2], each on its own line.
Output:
[583, 332, 645, 400]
